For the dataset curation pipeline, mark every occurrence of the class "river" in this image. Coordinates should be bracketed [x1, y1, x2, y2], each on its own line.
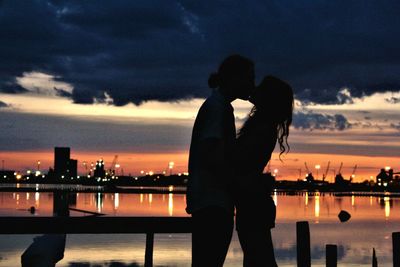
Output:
[0, 190, 399, 266]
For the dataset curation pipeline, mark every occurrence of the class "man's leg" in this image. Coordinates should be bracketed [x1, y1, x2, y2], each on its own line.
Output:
[192, 207, 233, 267]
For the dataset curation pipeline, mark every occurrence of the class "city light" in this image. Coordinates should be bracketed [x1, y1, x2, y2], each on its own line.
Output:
[169, 161, 174, 175]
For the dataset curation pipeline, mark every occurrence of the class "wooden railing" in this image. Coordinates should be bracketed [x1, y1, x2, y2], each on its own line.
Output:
[0, 216, 192, 267]
[1, 217, 399, 267]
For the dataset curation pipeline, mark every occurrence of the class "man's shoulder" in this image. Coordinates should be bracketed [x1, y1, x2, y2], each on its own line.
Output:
[197, 97, 221, 117]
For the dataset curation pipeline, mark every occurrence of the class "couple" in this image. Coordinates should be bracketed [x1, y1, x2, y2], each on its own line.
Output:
[186, 55, 294, 267]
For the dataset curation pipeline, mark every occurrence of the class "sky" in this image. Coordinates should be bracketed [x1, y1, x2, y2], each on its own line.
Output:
[0, 1, 399, 181]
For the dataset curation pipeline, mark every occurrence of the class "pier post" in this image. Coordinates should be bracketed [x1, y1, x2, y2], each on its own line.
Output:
[53, 191, 70, 217]
[326, 244, 337, 267]
[372, 248, 377, 267]
[297, 221, 311, 267]
[145, 232, 154, 267]
[394, 232, 400, 267]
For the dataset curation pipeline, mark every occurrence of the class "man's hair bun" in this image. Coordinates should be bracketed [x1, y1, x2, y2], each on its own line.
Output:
[208, 72, 220, 88]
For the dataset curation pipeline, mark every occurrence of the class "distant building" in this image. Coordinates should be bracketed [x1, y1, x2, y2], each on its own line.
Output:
[376, 168, 390, 187]
[69, 159, 78, 179]
[305, 173, 314, 183]
[54, 147, 70, 178]
[54, 147, 78, 179]
[94, 159, 106, 178]
[0, 170, 15, 180]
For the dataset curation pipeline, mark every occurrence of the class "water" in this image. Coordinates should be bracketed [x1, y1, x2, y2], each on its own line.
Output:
[0, 190, 399, 266]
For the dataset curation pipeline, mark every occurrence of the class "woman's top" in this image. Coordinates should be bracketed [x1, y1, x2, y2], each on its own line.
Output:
[234, 115, 278, 229]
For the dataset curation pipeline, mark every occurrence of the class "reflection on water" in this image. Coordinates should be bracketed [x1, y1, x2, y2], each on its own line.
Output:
[305, 191, 308, 206]
[273, 190, 278, 206]
[1, 190, 400, 220]
[314, 193, 320, 222]
[168, 193, 173, 216]
[114, 193, 119, 210]
[384, 197, 389, 219]
[96, 192, 103, 213]
[1, 192, 400, 266]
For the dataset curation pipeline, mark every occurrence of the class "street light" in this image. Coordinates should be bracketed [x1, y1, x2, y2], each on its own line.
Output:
[169, 161, 175, 176]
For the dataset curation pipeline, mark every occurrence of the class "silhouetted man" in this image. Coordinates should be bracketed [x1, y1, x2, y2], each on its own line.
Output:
[186, 55, 255, 267]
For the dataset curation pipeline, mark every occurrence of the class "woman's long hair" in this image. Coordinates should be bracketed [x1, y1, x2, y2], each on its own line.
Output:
[238, 76, 294, 157]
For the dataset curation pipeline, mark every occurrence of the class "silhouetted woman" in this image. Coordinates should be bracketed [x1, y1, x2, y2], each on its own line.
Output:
[234, 76, 293, 267]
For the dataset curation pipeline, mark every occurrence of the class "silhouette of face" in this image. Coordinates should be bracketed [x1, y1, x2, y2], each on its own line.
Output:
[234, 65, 255, 100]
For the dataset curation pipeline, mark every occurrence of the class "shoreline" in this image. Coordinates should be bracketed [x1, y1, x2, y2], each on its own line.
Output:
[1, 183, 400, 197]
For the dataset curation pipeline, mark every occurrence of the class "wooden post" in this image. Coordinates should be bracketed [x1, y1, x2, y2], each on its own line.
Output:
[393, 232, 400, 267]
[145, 232, 154, 267]
[297, 221, 311, 267]
[372, 248, 378, 267]
[326, 244, 337, 267]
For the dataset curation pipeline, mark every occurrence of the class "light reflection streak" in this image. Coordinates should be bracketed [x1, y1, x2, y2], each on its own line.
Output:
[351, 195, 355, 207]
[140, 194, 143, 203]
[114, 193, 119, 210]
[305, 192, 309, 206]
[168, 193, 173, 216]
[96, 193, 103, 213]
[149, 194, 153, 205]
[384, 197, 390, 219]
[35, 192, 39, 206]
[26, 192, 30, 200]
[315, 193, 320, 222]
[273, 190, 278, 206]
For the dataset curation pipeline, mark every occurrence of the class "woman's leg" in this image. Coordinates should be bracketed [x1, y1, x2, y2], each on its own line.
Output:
[237, 227, 277, 267]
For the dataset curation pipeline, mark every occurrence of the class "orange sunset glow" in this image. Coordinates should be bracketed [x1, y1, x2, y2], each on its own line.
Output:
[1, 150, 398, 182]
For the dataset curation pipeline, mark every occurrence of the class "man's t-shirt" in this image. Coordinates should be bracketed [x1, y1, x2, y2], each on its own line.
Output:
[186, 89, 236, 215]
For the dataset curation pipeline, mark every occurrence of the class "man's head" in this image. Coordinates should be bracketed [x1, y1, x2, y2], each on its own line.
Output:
[208, 55, 255, 101]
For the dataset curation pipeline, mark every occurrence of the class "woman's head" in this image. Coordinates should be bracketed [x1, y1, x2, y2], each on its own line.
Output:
[208, 55, 255, 100]
[251, 76, 294, 124]
[247, 76, 294, 156]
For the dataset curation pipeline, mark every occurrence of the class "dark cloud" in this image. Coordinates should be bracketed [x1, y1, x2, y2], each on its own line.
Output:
[0, 83, 28, 94]
[292, 112, 352, 131]
[0, 1, 400, 105]
[0, 100, 9, 108]
[54, 87, 72, 98]
[385, 97, 400, 104]
[0, 111, 192, 152]
[391, 122, 400, 131]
